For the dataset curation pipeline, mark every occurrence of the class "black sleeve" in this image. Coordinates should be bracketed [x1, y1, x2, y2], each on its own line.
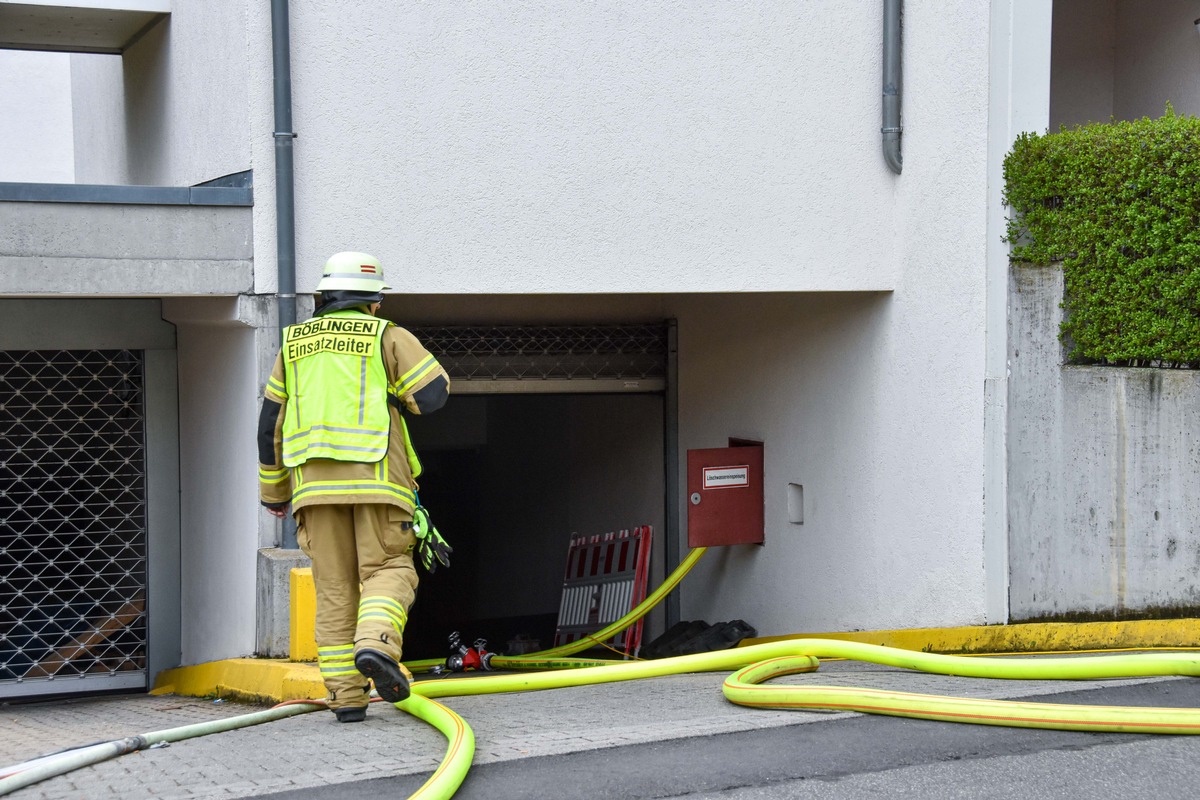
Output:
[411, 374, 450, 414]
[258, 398, 283, 465]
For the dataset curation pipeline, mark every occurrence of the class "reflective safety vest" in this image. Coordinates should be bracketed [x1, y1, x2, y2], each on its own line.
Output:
[280, 311, 391, 468]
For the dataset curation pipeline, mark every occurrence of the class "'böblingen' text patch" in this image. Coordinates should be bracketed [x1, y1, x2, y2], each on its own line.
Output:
[283, 317, 382, 362]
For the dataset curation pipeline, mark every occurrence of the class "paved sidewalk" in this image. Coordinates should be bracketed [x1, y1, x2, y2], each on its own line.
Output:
[0, 656, 1186, 800]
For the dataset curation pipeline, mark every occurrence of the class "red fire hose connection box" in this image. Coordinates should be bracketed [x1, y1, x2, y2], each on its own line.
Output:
[686, 441, 764, 547]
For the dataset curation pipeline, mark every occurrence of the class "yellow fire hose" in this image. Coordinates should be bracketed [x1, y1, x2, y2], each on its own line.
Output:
[401, 546, 710, 674]
[396, 694, 474, 800]
[6, 544, 1200, 800]
[396, 638, 1200, 799]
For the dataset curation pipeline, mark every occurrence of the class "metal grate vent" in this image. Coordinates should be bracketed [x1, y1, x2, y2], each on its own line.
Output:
[0, 350, 148, 697]
[410, 323, 668, 393]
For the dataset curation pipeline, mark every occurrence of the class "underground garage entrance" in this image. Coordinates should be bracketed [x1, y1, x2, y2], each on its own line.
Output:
[399, 323, 672, 662]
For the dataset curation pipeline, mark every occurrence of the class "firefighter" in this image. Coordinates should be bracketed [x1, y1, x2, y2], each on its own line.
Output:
[257, 251, 451, 722]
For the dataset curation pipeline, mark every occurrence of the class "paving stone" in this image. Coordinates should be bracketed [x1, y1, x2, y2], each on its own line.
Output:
[0, 657, 1188, 799]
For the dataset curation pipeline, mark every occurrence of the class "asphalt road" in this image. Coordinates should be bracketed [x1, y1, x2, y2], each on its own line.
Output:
[260, 680, 1200, 800]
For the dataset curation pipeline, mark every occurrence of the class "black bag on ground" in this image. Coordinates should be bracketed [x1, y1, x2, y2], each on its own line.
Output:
[641, 619, 756, 658]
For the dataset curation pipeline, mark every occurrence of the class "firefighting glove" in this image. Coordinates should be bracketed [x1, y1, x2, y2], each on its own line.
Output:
[412, 505, 452, 573]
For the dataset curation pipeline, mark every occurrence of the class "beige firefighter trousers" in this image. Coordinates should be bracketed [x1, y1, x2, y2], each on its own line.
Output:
[296, 503, 418, 709]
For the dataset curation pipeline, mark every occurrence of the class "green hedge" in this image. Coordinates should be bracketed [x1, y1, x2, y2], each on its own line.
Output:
[1003, 108, 1200, 368]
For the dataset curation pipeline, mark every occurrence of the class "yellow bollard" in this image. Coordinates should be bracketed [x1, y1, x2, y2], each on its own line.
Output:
[289, 567, 318, 662]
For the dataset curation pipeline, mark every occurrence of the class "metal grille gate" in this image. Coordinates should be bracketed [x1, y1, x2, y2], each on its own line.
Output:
[410, 323, 668, 394]
[1, 350, 149, 698]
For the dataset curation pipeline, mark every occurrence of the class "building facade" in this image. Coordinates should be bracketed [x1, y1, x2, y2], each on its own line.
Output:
[2, 0, 1198, 699]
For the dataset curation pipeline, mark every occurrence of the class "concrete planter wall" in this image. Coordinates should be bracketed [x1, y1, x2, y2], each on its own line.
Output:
[1008, 264, 1200, 620]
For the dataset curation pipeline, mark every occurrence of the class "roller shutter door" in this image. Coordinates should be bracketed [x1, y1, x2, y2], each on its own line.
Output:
[411, 323, 668, 394]
[1, 350, 149, 698]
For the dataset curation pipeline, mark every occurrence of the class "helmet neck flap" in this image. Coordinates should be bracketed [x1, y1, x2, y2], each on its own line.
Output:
[313, 290, 383, 317]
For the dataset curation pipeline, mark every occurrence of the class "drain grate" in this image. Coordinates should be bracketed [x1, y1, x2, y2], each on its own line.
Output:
[0, 350, 148, 696]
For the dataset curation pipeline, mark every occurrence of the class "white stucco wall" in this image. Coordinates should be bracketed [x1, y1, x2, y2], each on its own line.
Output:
[1051, 0, 1200, 129]
[278, 2, 897, 296]
[1113, 0, 1200, 120]
[173, 319, 260, 663]
[70, 53, 129, 184]
[258, 0, 994, 635]
[663, 0, 992, 635]
[122, 6, 252, 186]
[400, 288, 991, 638]
[103, 0, 1041, 655]
[1050, 0, 1115, 130]
[0, 50, 75, 183]
[671, 292, 985, 634]
[104, 0, 260, 664]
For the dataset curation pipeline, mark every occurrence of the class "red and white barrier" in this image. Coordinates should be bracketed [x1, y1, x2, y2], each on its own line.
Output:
[554, 526, 652, 657]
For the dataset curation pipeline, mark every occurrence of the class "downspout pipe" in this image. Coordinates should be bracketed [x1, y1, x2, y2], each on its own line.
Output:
[271, 0, 299, 549]
[882, 0, 903, 174]
[271, 0, 297, 333]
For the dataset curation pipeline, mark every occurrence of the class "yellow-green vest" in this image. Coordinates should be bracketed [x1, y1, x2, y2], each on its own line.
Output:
[281, 311, 391, 468]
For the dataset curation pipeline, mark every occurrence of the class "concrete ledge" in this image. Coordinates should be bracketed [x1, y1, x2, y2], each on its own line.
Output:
[746, 618, 1200, 654]
[0, 182, 252, 206]
[0, 4, 170, 54]
[0, 256, 253, 295]
[151, 658, 324, 704]
[255, 549, 310, 658]
[1, 200, 253, 296]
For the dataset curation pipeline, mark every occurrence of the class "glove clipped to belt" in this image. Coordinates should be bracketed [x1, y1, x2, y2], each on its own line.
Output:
[412, 504, 452, 573]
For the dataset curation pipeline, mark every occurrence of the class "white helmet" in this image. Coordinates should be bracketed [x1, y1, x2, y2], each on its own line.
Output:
[314, 251, 392, 293]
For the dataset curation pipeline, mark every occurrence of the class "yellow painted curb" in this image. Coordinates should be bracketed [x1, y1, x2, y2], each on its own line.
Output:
[745, 618, 1200, 654]
[152, 658, 324, 704]
[151, 619, 1200, 705]
[289, 567, 317, 662]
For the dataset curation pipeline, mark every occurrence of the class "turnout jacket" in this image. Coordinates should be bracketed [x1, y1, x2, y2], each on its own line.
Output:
[257, 309, 449, 514]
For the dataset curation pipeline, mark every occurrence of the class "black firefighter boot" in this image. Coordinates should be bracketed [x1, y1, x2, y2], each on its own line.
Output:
[334, 706, 367, 723]
[355, 649, 410, 703]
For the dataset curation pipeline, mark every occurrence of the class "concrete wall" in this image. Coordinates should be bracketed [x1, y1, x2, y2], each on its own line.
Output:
[1051, 0, 1200, 129]
[1008, 265, 1200, 619]
[0, 0, 1043, 658]
[162, 295, 304, 662]
[0, 50, 75, 183]
[400, 287, 994, 640]
[986, 0, 1055, 623]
